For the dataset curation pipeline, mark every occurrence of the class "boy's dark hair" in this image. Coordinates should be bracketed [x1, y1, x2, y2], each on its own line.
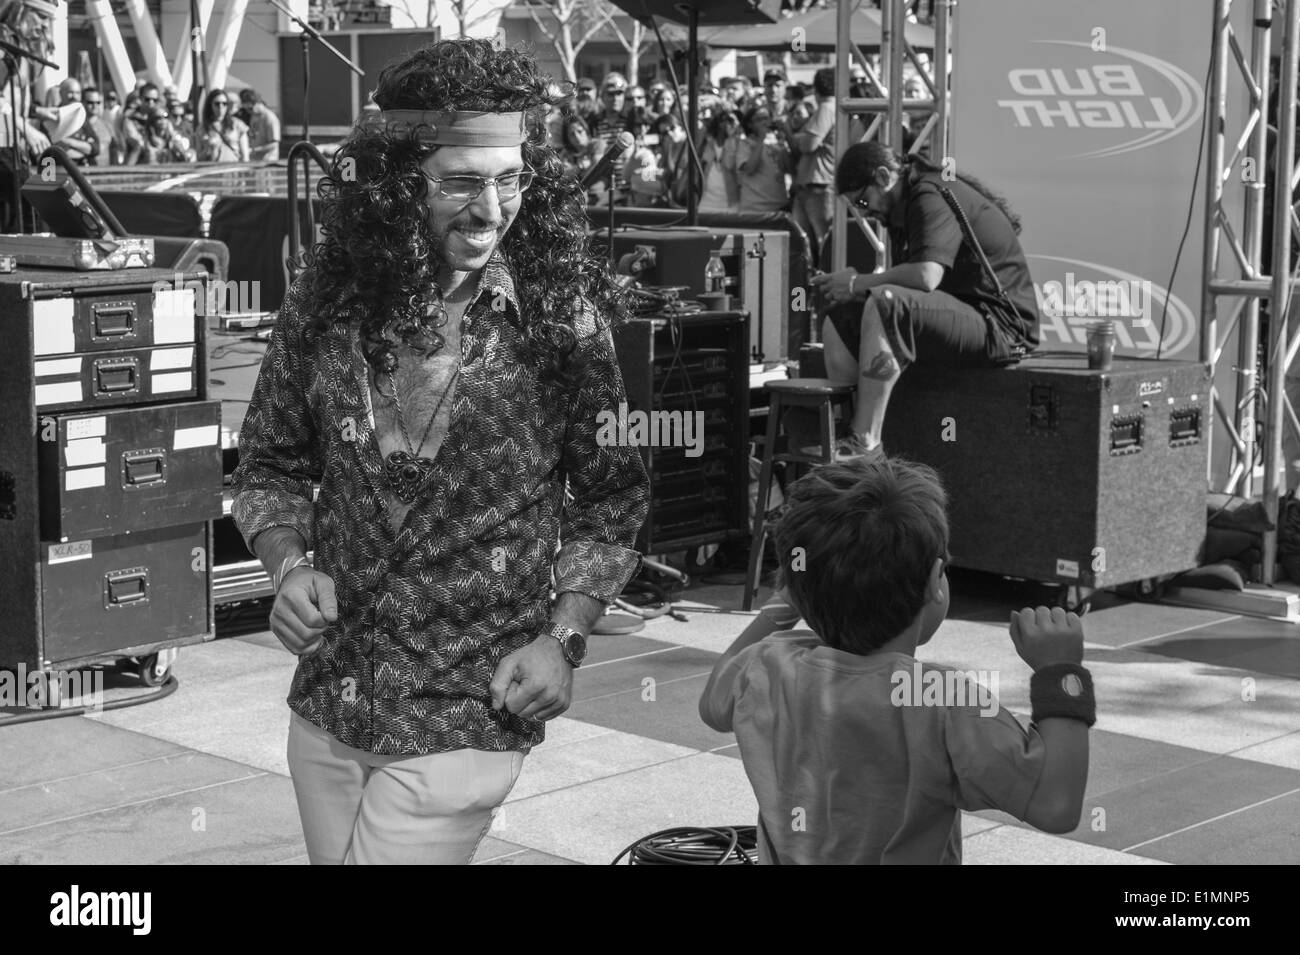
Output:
[774, 455, 949, 653]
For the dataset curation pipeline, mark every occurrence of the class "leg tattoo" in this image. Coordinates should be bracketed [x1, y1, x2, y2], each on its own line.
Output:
[861, 351, 901, 381]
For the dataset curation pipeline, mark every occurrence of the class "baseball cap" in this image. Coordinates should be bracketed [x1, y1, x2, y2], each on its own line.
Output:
[763, 68, 787, 84]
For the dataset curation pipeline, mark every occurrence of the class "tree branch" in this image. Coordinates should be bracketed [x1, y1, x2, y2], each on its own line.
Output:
[576, 7, 614, 49]
[527, 4, 560, 44]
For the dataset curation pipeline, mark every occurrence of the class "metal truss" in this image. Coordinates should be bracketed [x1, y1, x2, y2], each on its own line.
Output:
[1203, 0, 1300, 581]
[830, 0, 953, 273]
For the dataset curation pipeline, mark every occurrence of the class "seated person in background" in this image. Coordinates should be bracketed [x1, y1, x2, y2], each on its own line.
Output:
[196, 88, 250, 161]
[79, 86, 122, 165]
[697, 106, 739, 212]
[731, 103, 790, 213]
[700, 455, 1095, 865]
[810, 142, 1040, 459]
[42, 77, 91, 163]
[116, 91, 147, 165]
[622, 106, 664, 207]
[168, 97, 193, 141]
[556, 102, 591, 180]
[653, 112, 689, 208]
[240, 87, 281, 161]
[142, 105, 195, 163]
[648, 82, 675, 122]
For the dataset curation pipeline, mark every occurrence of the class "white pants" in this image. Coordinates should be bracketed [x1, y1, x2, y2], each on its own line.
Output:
[286, 711, 525, 864]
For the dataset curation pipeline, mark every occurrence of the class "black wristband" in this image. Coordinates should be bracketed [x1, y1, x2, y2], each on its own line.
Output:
[1030, 662, 1096, 727]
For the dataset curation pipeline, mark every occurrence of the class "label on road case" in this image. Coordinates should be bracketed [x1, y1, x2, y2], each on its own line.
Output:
[66, 416, 106, 440]
[1056, 559, 1080, 579]
[48, 540, 92, 564]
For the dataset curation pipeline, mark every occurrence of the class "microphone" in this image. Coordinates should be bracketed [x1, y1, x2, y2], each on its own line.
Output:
[0, 38, 58, 70]
[582, 130, 635, 188]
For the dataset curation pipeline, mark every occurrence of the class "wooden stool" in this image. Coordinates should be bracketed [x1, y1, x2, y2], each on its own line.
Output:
[744, 378, 855, 610]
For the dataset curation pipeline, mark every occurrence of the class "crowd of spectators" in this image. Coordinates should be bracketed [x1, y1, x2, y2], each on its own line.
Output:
[548, 61, 931, 258]
[39, 79, 281, 166]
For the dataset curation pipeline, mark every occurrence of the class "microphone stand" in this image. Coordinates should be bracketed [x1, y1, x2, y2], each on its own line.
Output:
[266, 0, 363, 146]
[265, 0, 362, 268]
[607, 162, 616, 266]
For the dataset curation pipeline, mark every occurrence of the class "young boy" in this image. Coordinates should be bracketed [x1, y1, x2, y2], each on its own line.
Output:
[700, 456, 1094, 864]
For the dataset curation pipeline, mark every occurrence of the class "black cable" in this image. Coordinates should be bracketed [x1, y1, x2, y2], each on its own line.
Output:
[1158, 33, 1215, 360]
[0, 673, 179, 726]
[611, 825, 757, 865]
[611, 576, 677, 620]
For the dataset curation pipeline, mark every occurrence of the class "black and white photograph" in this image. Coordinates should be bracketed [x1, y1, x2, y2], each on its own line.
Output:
[0, 0, 1290, 917]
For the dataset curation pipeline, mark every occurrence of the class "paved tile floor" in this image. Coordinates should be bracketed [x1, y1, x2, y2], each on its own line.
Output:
[2, 568, 1299, 865]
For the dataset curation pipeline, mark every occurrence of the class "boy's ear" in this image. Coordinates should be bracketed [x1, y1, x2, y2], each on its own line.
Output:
[928, 556, 945, 603]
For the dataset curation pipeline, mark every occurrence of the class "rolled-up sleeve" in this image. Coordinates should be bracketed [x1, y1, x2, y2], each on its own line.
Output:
[554, 316, 649, 604]
[230, 282, 322, 554]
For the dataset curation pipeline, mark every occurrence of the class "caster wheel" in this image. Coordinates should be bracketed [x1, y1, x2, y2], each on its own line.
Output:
[1136, 577, 1168, 601]
[1055, 584, 1094, 616]
[137, 651, 174, 687]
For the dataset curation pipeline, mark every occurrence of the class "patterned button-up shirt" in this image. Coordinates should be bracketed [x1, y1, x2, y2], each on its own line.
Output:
[232, 256, 649, 755]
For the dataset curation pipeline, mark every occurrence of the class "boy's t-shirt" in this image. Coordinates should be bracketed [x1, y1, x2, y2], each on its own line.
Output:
[701, 628, 1049, 864]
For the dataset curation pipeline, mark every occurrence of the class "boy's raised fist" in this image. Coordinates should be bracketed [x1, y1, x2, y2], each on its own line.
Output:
[1008, 605, 1084, 670]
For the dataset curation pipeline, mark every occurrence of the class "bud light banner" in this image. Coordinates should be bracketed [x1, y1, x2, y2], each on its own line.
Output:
[951, 0, 1247, 361]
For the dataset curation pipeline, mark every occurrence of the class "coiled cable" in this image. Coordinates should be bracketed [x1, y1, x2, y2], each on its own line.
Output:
[611, 826, 758, 865]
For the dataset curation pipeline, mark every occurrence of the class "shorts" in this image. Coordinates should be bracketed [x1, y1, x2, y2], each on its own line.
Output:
[825, 285, 1023, 368]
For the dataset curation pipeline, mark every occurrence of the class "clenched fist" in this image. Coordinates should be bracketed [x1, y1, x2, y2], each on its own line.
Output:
[271, 567, 338, 657]
[1009, 605, 1084, 671]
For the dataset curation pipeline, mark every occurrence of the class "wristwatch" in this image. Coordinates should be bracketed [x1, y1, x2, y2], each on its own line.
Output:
[546, 622, 587, 668]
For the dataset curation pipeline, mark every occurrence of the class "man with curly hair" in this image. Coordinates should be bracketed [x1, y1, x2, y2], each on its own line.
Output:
[232, 39, 649, 864]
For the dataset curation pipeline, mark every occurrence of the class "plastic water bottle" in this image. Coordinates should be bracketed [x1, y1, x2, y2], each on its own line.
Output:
[705, 252, 726, 294]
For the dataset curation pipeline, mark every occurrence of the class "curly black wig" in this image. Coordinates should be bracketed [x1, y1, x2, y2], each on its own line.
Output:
[302, 38, 628, 387]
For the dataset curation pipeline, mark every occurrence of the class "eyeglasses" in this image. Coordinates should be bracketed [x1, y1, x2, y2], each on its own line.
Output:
[422, 167, 535, 201]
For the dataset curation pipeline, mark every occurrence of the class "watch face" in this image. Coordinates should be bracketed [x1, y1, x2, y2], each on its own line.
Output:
[566, 630, 587, 665]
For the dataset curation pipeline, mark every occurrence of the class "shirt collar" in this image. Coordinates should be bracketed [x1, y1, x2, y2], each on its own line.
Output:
[470, 249, 520, 316]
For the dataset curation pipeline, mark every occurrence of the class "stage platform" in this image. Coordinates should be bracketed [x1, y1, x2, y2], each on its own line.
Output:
[2, 571, 1298, 864]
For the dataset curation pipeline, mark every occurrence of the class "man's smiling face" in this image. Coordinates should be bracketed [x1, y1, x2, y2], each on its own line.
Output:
[420, 145, 526, 276]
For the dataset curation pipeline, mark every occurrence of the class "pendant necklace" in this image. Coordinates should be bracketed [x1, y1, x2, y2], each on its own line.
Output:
[377, 358, 461, 505]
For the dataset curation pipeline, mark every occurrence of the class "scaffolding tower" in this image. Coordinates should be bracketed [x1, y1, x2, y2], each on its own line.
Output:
[830, 0, 953, 274]
[1203, 0, 1300, 582]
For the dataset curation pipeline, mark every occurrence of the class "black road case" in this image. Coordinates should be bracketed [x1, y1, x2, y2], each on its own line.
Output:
[882, 355, 1210, 590]
[0, 266, 214, 683]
